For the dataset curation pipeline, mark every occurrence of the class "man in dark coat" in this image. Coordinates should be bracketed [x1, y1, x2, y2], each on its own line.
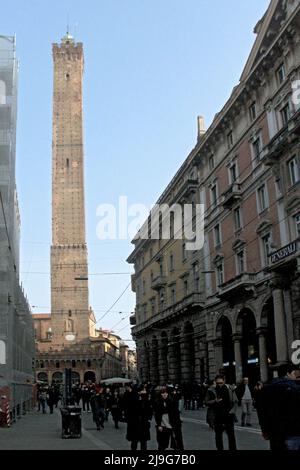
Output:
[90, 391, 105, 431]
[47, 386, 56, 414]
[123, 385, 153, 450]
[154, 387, 184, 451]
[259, 364, 300, 450]
[213, 375, 237, 451]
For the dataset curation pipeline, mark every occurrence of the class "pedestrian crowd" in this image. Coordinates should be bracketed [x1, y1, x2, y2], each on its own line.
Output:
[36, 363, 300, 451]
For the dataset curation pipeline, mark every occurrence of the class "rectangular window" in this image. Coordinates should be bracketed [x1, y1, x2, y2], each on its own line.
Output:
[216, 263, 224, 286]
[211, 184, 218, 209]
[151, 299, 155, 316]
[262, 233, 271, 266]
[209, 155, 215, 170]
[169, 253, 174, 271]
[229, 162, 238, 183]
[170, 213, 174, 239]
[170, 287, 176, 305]
[277, 63, 286, 84]
[280, 103, 290, 126]
[234, 207, 242, 231]
[160, 290, 165, 310]
[142, 279, 146, 295]
[288, 157, 299, 186]
[214, 224, 221, 247]
[193, 264, 200, 292]
[227, 131, 233, 149]
[159, 262, 164, 277]
[182, 242, 186, 261]
[257, 184, 268, 213]
[295, 214, 300, 237]
[183, 279, 189, 297]
[252, 137, 262, 162]
[237, 250, 245, 274]
[249, 102, 256, 121]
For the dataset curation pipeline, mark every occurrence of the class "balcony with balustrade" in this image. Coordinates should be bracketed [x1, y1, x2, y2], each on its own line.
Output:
[222, 183, 241, 208]
[217, 272, 258, 301]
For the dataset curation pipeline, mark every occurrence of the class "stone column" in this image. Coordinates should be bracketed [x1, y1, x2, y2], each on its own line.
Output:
[80, 366, 85, 384]
[168, 337, 181, 385]
[232, 334, 243, 384]
[257, 328, 268, 383]
[207, 340, 217, 378]
[150, 341, 159, 385]
[158, 338, 168, 384]
[168, 343, 177, 384]
[194, 339, 202, 383]
[193, 325, 203, 382]
[180, 333, 193, 383]
[137, 344, 149, 383]
[271, 276, 288, 363]
[213, 338, 223, 375]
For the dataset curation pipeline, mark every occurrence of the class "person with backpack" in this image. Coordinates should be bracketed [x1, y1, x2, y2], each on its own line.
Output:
[227, 383, 239, 423]
[212, 374, 237, 451]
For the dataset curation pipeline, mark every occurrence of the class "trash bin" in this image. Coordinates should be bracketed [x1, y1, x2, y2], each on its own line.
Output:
[61, 406, 82, 438]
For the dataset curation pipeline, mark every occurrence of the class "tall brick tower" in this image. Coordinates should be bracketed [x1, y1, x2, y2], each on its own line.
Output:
[32, 34, 125, 385]
[51, 33, 91, 346]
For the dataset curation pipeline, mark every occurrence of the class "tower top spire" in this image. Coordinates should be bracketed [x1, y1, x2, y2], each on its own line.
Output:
[61, 29, 74, 44]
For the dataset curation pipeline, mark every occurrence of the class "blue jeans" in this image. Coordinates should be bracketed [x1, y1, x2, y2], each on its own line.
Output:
[285, 436, 300, 450]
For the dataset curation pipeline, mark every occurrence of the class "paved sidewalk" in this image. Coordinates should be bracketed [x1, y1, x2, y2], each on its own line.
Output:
[181, 405, 261, 430]
[0, 406, 267, 450]
[0, 409, 112, 450]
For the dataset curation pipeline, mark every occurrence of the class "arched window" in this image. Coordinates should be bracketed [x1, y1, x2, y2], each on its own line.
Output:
[0, 80, 6, 105]
[72, 360, 76, 368]
[37, 372, 48, 384]
[52, 372, 63, 384]
[55, 361, 60, 369]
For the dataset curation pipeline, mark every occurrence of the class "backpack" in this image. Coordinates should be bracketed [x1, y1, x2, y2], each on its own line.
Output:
[226, 385, 238, 413]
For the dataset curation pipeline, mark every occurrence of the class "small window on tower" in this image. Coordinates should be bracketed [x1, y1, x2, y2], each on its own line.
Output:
[66, 158, 69, 168]
[65, 73, 70, 80]
[69, 310, 72, 317]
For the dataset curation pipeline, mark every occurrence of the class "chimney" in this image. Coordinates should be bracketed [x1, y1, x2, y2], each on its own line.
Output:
[197, 115, 206, 142]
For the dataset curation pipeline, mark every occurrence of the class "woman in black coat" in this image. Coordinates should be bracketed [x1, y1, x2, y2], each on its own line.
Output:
[154, 387, 184, 450]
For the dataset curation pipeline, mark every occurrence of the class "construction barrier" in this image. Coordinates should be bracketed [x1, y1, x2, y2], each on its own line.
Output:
[0, 388, 11, 428]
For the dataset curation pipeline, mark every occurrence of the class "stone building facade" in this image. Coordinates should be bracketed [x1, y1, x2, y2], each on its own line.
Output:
[128, 0, 300, 386]
[0, 35, 35, 421]
[120, 343, 137, 380]
[33, 317, 124, 384]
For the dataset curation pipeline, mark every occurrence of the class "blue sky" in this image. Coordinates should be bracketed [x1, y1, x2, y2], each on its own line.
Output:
[1, 0, 270, 348]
